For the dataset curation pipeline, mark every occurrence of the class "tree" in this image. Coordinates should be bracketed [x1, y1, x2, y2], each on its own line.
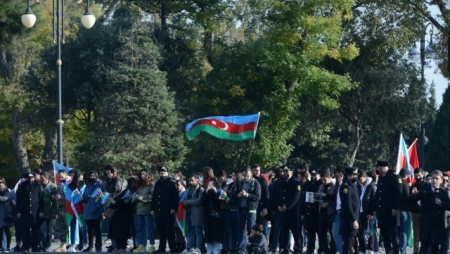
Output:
[70, 11, 187, 170]
[427, 83, 450, 171]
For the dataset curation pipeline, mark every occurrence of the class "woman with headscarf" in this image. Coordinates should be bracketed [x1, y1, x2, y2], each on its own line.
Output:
[108, 178, 133, 252]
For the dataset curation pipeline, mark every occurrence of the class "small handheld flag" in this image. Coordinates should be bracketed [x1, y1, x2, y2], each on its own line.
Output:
[306, 192, 315, 203]
[44, 184, 52, 196]
[218, 189, 227, 200]
[101, 193, 113, 208]
[90, 188, 104, 202]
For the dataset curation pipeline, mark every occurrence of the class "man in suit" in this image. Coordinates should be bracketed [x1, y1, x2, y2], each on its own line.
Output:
[340, 166, 360, 254]
[412, 170, 450, 254]
[371, 160, 402, 254]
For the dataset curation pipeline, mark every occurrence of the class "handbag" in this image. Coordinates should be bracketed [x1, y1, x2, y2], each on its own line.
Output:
[210, 203, 222, 219]
[104, 208, 117, 219]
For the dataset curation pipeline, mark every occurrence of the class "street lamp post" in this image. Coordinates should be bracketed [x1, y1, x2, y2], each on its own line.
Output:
[21, 0, 96, 164]
[409, 24, 434, 169]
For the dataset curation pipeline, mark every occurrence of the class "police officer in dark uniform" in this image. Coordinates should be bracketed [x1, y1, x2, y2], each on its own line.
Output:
[16, 172, 44, 253]
[276, 166, 302, 254]
[301, 169, 322, 254]
[339, 166, 360, 254]
[150, 166, 178, 254]
[371, 160, 402, 254]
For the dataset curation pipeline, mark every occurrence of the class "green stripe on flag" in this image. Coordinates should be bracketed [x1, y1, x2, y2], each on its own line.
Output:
[186, 124, 256, 141]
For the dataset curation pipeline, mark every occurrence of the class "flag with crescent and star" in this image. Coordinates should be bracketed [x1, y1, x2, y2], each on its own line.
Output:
[185, 113, 260, 141]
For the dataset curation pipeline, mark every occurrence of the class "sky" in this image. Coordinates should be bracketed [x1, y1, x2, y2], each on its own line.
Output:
[423, 6, 449, 107]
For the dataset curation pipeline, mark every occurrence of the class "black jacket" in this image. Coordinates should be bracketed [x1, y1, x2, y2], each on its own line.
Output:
[339, 179, 360, 237]
[373, 169, 402, 227]
[274, 177, 301, 228]
[105, 175, 120, 194]
[301, 180, 322, 230]
[409, 180, 425, 214]
[151, 177, 178, 222]
[318, 182, 335, 216]
[399, 177, 410, 211]
[414, 184, 450, 244]
[16, 180, 43, 219]
[357, 179, 376, 214]
[254, 176, 269, 211]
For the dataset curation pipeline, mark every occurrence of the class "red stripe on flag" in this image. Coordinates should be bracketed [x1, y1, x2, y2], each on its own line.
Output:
[190, 119, 256, 134]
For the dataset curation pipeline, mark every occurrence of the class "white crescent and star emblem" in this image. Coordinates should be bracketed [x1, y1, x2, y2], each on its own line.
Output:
[211, 120, 228, 130]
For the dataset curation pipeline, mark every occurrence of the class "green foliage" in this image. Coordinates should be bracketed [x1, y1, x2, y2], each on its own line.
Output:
[427, 85, 450, 171]
[72, 14, 186, 170]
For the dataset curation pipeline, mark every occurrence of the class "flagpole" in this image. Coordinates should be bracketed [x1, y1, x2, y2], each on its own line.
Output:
[246, 139, 255, 167]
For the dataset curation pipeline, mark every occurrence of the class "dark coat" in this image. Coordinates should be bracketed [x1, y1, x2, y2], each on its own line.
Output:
[268, 179, 282, 221]
[226, 182, 240, 210]
[339, 179, 360, 237]
[327, 181, 341, 221]
[151, 177, 178, 224]
[254, 176, 269, 212]
[0, 190, 14, 227]
[301, 180, 321, 230]
[204, 189, 224, 243]
[414, 184, 450, 244]
[357, 179, 376, 215]
[373, 169, 402, 227]
[108, 190, 133, 240]
[409, 180, 425, 214]
[318, 182, 335, 216]
[399, 177, 410, 211]
[105, 175, 119, 194]
[274, 177, 301, 228]
[16, 180, 43, 220]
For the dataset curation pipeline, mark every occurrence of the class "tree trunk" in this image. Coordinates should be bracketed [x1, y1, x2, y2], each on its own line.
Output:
[349, 121, 362, 166]
[42, 126, 57, 172]
[0, 50, 15, 85]
[12, 113, 30, 175]
[1, 50, 30, 176]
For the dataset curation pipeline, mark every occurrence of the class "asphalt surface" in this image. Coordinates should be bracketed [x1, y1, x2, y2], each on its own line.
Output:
[4, 238, 417, 253]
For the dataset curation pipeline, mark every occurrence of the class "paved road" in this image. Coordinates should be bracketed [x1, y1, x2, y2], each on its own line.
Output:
[4, 239, 417, 254]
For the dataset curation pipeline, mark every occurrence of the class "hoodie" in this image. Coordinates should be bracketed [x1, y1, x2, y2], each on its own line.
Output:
[358, 177, 376, 214]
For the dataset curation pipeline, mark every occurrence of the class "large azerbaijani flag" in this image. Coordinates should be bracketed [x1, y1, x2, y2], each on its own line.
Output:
[53, 161, 72, 185]
[176, 191, 187, 236]
[185, 113, 260, 141]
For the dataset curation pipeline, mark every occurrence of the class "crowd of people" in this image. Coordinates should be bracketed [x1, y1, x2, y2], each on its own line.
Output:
[0, 160, 448, 254]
